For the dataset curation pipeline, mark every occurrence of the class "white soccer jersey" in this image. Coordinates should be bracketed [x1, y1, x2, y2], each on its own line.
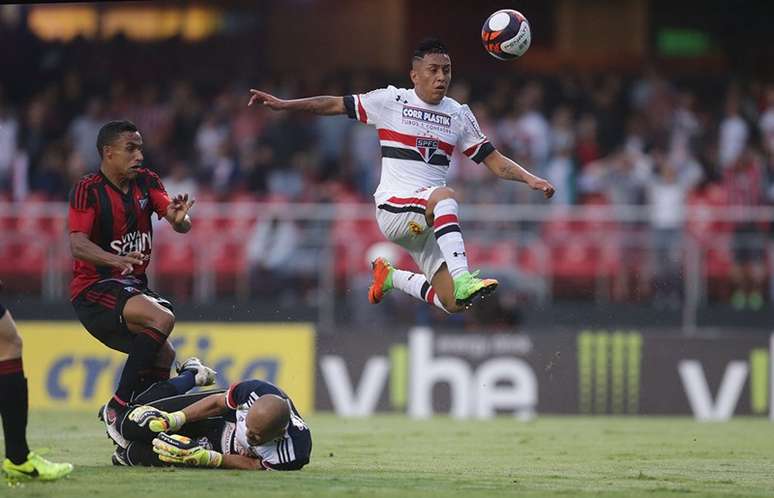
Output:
[344, 86, 496, 197]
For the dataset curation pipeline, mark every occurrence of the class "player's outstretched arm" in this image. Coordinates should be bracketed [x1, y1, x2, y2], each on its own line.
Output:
[248, 89, 345, 115]
[220, 454, 263, 470]
[482, 150, 555, 199]
[181, 392, 229, 422]
[70, 232, 147, 275]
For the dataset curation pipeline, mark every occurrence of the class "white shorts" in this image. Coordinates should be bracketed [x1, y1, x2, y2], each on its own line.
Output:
[374, 187, 445, 280]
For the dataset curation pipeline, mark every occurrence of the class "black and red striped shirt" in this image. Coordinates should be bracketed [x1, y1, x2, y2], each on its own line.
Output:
[68, 168, 171, 301]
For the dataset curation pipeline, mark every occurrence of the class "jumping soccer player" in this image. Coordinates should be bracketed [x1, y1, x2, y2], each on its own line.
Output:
[113, 362, 311, 471]
[248, 38, 554, 313]
[0, 300, 73, 480]
[68, 120, 194, 448]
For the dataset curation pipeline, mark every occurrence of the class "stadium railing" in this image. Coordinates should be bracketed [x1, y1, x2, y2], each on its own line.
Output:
[0, 200, 772, 332]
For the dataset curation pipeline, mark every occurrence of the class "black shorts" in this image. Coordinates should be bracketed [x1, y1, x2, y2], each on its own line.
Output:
[72, 277, 174, 353]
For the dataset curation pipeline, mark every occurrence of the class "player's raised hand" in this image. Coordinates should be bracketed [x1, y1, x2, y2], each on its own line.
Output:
[527, 176, 556, 199]
[166, 193, 195, 225]
[114, 251, 147, 276]
[248, 89, 287, 110]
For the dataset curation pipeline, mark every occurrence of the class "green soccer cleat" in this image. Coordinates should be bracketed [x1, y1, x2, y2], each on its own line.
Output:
[453, 270, 498, 308]
[2, 452, 73, 481]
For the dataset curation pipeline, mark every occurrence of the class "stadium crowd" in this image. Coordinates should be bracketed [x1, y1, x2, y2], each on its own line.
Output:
[1, 35, 773, 310]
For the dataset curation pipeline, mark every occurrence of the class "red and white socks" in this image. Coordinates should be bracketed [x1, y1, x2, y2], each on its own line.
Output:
[432, 198, 469, 278]
[392, 269, 448, 312]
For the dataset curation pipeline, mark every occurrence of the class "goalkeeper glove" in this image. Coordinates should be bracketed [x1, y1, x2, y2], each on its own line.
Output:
[128, 405, 186, 433]
[152, 433, 223, 468]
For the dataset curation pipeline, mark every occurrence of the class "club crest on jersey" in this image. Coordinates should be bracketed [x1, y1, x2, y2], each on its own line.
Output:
[408, 220, 424, 236]
[402, 106, 451, 127]
[138, 196, 149, 209]
[416, 138, 439, 162]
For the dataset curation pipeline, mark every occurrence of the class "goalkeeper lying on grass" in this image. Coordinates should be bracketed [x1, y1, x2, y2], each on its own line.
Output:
[112, 358, 311, 470]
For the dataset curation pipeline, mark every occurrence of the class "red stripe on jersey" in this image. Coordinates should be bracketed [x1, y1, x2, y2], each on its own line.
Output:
[226, 383, 239, 409]
[378, 129, 455, 156]
[74, 175, 101, 210]
[463, 140, 487, 158]
[356, 95, 368, 124]
[386, 196, 428, 206]
[426, 288, 436, 304]
[433, 214, 459, 228]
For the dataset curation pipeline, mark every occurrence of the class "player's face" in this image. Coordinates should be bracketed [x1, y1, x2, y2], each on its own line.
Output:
[106, 131, 144, 179]
[411, 53, 452, 105]
[245, 423, 282, 446]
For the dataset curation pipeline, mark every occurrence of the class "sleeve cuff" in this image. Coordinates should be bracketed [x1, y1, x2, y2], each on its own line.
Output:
[343, 95, 356, 120]
[225, 383, 239, 409]
[471, 142, 496, 163]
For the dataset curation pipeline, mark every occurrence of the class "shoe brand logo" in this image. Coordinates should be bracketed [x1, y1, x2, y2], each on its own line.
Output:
[15, 467, 39, 478]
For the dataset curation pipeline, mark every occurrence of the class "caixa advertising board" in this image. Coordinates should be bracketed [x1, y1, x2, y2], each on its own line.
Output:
[316, 327, 774, 420]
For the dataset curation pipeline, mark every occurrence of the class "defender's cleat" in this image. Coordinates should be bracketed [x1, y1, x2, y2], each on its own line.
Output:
[2, 452, 73, 481]
[102, 402, 129, 449]
[453, 271, 498, 308]
[176, 357, 216, 386]
[368, 258, 394, 304]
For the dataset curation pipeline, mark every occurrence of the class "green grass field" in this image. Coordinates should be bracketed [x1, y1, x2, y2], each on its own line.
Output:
[4, 412, 774, 497]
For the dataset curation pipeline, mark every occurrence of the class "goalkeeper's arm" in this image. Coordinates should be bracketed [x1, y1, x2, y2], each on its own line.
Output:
[141, 393, 230, 433]
[180, 392, 229, 423]
[221, 454, 263, 470]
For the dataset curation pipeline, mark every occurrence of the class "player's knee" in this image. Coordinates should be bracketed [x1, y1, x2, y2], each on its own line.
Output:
[433, 187, 456, 202]
[150, 310, 175, 337]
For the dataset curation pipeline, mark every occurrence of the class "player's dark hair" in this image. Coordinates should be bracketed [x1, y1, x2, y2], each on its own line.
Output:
[96, 120, 138, 158]
[413, 38, 449, 62]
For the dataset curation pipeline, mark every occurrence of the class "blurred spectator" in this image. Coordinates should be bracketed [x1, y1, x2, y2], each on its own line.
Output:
[760, 85, 774, 160]
[647, 157, 686, 308]
[0, 93, 18, 190]
[195, 112, 228, 170]
[544, 106, 576, 205]
[68, 97, 103, 170]
[162, 161, 198, 199]
[31, 142, 68, 199]
[723, 146, 766, 309]
[719, 92, 749, 169]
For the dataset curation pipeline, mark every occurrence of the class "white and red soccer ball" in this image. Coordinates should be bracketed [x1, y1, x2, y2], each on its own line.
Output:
[481, 9, 531, 61]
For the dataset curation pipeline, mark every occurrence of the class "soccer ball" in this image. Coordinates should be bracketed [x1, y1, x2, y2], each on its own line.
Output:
[481, 9, 531, 61]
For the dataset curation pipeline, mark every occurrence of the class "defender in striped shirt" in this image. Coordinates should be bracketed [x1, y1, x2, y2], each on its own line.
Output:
[68, 120, 195, 449]
[248, 38, 555, 313]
